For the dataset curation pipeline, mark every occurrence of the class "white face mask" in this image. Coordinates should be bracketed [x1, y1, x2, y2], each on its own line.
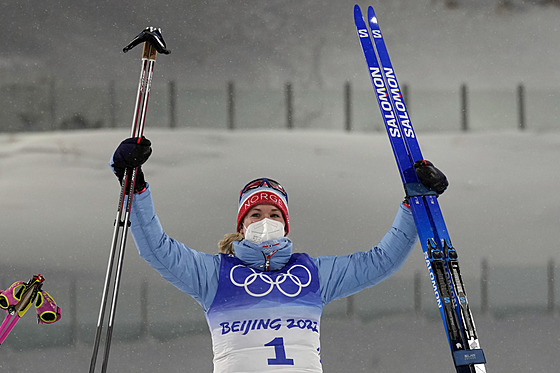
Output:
[244, 218, 285, 244]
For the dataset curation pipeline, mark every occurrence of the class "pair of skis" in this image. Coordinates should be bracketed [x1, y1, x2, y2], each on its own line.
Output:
[89, 28, 169, 373]
[354, 5, 486, 372]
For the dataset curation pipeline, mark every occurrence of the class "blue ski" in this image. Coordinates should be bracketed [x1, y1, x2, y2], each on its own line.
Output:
[354, 4, 486, 372]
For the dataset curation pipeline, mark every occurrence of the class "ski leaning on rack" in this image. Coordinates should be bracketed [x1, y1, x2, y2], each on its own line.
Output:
[354, 5, 486, 372]
[89, 27, 170, 373]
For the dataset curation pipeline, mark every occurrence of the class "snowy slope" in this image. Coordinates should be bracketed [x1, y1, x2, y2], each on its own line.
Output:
[2, 128, 558, 276]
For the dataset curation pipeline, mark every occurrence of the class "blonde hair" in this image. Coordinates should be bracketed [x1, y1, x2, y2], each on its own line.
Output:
[218, 232, 244, 255]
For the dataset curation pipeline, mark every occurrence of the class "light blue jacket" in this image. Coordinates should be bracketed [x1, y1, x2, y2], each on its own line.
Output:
[129, 186, 418, 312]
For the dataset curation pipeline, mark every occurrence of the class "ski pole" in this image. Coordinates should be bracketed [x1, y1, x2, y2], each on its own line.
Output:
[89, 27, 169, 373]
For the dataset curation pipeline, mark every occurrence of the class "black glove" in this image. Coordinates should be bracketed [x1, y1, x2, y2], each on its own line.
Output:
[110, 137, 152, 193]
[414, 160, 448, 195]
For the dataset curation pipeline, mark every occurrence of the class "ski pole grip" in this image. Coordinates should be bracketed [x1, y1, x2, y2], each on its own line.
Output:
[143, 43, 158, 60]
[123, 27, 170, 55]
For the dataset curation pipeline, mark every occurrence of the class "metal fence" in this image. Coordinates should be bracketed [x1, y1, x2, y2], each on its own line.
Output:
[1, 79, 559, 133]
[1, 258, 557, 350]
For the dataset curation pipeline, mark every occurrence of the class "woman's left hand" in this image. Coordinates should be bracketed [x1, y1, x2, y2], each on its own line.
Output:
[414, 160, 448, 195]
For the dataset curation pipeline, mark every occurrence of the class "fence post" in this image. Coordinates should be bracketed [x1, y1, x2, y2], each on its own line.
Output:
[108, 80, 116, 128]
[344, 81, 352, 131]
[518, 83, 526, 131]
[227, 81, 235, 130]
[414, 270, 422, 316]
[402, 83, 409, 112]
[69, 280, 77, 344]
[49, 78, 57, 130]
[285, 82, 294, 129]
[169, 80, 176, 129]
[461, 83, 468, 131]
[480, 258, 488, 314]
[548, 258, 555, 314]
[346, 294, 355, 318]
[140, 280, 149, 337]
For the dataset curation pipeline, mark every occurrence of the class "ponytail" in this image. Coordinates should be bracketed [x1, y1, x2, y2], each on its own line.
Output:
[218, 232, 244, 255]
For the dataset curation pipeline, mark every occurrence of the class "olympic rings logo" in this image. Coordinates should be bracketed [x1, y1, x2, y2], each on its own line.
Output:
[230, 264, 312, 298]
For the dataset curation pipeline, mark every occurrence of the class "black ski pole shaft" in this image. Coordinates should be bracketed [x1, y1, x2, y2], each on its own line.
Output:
[89, 28, 169, 373]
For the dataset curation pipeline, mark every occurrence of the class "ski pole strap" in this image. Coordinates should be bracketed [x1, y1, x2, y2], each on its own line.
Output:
[35, 291, 62, 324]
[0, 281, 26, 310]
[404, 182, 438, 197]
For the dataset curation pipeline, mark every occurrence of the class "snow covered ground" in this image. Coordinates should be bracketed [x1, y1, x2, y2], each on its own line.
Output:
[1, 314, 558, 372]
[0, 128, 559, 372]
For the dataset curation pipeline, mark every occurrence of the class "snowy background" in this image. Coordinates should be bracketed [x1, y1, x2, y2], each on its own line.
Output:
[2, 0, 560, 90]
[1, 0, 560, 372]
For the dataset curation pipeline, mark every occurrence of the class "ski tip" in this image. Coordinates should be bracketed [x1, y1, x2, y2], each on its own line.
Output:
[368, 6, 378, 25]
[354, 4, 362, 17]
